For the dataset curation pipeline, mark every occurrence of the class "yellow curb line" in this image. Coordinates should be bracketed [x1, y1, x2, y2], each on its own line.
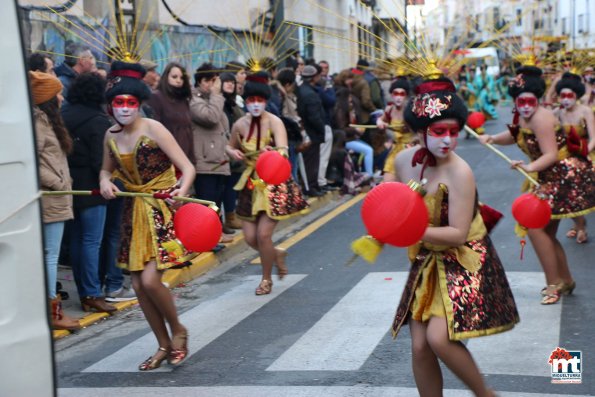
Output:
[251, 193, 365, 264]
[52, 193, 337, 340]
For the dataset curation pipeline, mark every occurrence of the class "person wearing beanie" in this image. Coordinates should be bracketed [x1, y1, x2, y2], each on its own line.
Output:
[226, 73, 309, 296]
[29, 71, 80, 331]
[479, 65, 595, 304]
[189, 62, 236, 242]
[555, 71, 595, 244]
[99, 60, 196, 370]
[393, 75, 518, 397]
[377, 77, 416, 182]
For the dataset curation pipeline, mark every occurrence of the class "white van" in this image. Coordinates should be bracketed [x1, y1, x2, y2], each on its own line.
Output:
[0, 1, 55, 396]
[463, 47, 500, 77]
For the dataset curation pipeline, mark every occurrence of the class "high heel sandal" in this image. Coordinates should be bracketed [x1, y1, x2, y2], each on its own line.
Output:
[559, 281, 576, 295]
[139, 347, 169, 371]
[275, 248, 288, 280]
[255, 279, 273, 295]
[541, 285, 561, 305]
[168, 331, 188, 366]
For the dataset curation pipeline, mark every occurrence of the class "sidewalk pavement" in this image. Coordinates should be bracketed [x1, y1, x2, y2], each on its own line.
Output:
[53, 190, 343, 339]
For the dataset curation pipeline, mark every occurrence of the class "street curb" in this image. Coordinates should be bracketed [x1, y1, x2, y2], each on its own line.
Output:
[53, 190, 341, 340]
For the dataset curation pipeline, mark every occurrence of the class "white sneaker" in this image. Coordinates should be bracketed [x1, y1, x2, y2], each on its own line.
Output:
[105, 287, 137, 302]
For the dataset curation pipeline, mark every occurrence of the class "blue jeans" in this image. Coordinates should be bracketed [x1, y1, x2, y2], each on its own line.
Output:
[43, 221, 65, 298]
[346, 140, 374, 176]
[70, 205, 107, 298]
[100, 195, 125, 294]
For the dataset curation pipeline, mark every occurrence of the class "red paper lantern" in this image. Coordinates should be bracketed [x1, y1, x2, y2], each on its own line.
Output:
[467, 111, 486, 129]
[511, 193, 551, 229]
[255, 151, 291, 185]
[361, 182, 429, 247]
[174, 203, 222, 252]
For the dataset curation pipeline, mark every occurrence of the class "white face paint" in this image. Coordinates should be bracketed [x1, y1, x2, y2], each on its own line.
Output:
[559, 88, 577, 109]
[515, 93, 538, 119]
[246, 102, 265, 117]
[392, 95, 405, 107]
[112, 107, 139, 125]
[425, 119, 460, 159]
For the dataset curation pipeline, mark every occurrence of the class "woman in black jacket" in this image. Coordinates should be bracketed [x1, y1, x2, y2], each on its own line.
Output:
[62, 72, 117, 313]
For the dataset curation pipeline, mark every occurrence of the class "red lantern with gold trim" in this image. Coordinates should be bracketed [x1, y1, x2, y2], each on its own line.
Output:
[255, 151, 291, 185]
[467, 111, 486, 130]
[174, 204, 222, 252]
[361, 182, 429, 247]
[511, 193, 551, 229]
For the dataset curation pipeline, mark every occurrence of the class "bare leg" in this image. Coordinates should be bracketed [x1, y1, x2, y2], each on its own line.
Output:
[546, 220, 573, 284]
[527, 227, 561, 285]
[256, 214, 278, 281]
[573, 216, 588, 243]
[410, 319, 443, 397]
[131, 270, 171, 354]
[242, 219, 258, 251]
[140, 261, 185, 336]
[426, 316, 492, 397]
[383, 172, 396, 183]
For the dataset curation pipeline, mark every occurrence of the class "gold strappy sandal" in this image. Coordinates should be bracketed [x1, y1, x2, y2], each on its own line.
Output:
[138, 347, 169, 371]
[255, 279, 273, 295]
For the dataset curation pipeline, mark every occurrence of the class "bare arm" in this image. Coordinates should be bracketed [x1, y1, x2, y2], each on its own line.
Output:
[422, 162, 476, 246]
[477, 129, 516, 146]
[269, 114, 289, 155]
[225, 119, 245, 161]
[582, 105, 595, 153]
[99, 132, 120, 199]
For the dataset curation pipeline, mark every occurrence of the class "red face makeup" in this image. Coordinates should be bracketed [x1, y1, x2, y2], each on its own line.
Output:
[427, 122, 460, 138]
[245, 96, 266, 104]
[559, 92, 576, 99]
[111, 95, 140, 109]
[392, 89, 407, 97]
[515, 96, 538, 107]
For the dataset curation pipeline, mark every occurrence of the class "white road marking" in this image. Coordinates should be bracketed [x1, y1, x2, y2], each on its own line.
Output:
[58, 386, 584, 397]
[469, 272, 561, 377]
[267, 272, 406, 371]
[83, 274, 307, 373]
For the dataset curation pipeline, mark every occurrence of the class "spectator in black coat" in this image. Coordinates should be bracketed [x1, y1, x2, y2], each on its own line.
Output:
[297, 65, 327, 196]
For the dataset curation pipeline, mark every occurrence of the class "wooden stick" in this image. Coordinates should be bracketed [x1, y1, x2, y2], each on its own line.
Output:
[41, 190, 219, 211]
[464, 125, 540, 187]
[349, 124, 378, 129]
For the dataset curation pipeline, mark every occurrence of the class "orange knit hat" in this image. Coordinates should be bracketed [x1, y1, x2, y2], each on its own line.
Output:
[29, 71, 63, 105]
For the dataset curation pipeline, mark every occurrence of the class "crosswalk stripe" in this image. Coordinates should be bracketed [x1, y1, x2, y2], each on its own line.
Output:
[58, 386, 587, 396]
[469, 272, 561, 377]
[267, 272, 407, 371]
[82, 274, 307, 373]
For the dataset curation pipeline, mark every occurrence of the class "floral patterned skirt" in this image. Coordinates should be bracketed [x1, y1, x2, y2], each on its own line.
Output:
[392, 235, 519, 341]
[537, 156, 595, 218]
[236, 177, 309, 221]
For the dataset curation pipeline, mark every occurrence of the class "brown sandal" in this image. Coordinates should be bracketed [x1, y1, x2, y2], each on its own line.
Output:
[275, 248, 288, 280]
[255, 279, 273, 295]
[139, 347, 169, 371]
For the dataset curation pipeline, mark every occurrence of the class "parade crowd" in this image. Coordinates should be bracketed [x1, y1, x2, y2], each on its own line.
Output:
[27, 39, 595, 395]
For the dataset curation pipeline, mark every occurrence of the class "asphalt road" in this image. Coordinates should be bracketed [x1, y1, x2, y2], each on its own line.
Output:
[55, 105, 595, 396]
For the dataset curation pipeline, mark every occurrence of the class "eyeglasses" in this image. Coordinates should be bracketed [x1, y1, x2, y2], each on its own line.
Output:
[516, 97, 538, 107]
[559, 92, 576, 99]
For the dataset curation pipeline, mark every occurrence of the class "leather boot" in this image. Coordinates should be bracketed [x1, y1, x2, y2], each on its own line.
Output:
[225, 211, 243, 229]
[81, 296, 117, 313]
[51, 297, 80, 330]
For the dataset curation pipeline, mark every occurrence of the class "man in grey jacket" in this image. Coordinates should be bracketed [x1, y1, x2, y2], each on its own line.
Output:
[190, 63, 234, 241]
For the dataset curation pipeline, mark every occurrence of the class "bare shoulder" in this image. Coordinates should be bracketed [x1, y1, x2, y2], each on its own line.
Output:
[533, 106, 557, 127]
[447, 155, 476, 192]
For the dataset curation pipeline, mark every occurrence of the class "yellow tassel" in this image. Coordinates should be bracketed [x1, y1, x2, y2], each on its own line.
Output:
[514, 223, 528, 238]
[162, 239, 184, 260]
[351, 235, 384, 264]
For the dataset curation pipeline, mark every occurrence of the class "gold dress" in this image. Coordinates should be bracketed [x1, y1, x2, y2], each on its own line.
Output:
[561, 120, 595, 163]
[234, 129, 309, 221]
[109, 136, 196, 271]
[392, 184, 519, 341]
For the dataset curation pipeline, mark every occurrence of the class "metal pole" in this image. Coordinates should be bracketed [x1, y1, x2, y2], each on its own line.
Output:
[404, 0, 409, 57]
